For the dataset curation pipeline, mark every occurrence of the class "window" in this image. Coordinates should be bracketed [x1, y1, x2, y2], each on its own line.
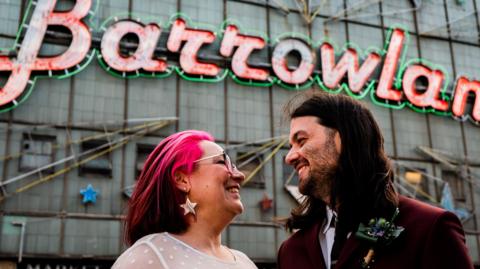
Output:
[236, 151, 265, 188]
[135, 144, 156, 178]
[442, 170, 466, 202]
[401, 168, 431, 202]
[79, 140, 112, 177]
[19, 134, 56, 173]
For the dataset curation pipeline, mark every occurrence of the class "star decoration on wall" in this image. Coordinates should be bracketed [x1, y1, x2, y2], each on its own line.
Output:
[260, 192, 273, 211]
[180, 197, 197, 216]
[80, 184, 99, 204]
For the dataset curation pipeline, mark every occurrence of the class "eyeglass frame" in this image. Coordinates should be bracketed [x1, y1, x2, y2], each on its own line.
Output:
[193, 151, 237, 173]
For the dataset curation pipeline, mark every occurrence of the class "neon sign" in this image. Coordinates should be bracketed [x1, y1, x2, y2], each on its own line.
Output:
[1, 0, 479, 126]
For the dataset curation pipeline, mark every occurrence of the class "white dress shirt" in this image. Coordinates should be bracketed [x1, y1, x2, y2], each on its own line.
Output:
[318, 207, 336, 269]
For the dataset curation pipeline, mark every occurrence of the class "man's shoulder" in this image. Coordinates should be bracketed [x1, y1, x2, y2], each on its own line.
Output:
[399, 195, 445, 217]
[279, 222, 320, 251]
[396, 197, 473, 268]
[398, 195, 455, 229]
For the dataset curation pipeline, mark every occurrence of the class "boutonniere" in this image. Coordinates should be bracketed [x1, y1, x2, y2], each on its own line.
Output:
[355, 207, 404, 268]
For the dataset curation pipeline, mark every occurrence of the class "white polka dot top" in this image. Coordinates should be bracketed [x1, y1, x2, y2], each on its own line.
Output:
[111, 232, 258, 269]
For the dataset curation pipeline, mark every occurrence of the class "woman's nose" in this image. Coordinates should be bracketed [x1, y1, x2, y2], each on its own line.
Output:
[230, 167, 245, 184]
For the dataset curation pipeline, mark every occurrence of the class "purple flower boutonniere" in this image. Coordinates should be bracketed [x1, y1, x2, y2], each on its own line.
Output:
[355, 208, 404, 268]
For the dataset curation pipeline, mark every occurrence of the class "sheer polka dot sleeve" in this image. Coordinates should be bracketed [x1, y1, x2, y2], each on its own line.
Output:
[112, 241, 168, 269]
[113, 233, 257, 269]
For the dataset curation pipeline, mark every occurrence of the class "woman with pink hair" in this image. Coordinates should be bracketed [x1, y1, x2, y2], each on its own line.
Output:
[112, 130, 257, 269]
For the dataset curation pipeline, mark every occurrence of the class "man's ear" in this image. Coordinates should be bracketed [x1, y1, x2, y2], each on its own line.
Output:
[334, 131, 341, 153]
[174, 171, 190, 192]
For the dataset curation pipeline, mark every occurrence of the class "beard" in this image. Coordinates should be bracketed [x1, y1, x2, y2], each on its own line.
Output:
[298, 137, 339, 202]
[298, 165, 336, 200]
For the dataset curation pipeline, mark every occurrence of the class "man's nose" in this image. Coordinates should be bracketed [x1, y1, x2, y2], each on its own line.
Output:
[285, 147, 298, 165]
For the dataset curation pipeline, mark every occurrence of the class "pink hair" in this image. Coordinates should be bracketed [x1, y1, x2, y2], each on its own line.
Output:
[125, 130, 214, 245]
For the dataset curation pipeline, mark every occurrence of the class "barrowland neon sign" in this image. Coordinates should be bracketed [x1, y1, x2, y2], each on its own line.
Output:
[1, 0, 480, 126]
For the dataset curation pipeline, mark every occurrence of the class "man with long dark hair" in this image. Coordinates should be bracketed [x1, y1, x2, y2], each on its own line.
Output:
[277, 92, 472, 269]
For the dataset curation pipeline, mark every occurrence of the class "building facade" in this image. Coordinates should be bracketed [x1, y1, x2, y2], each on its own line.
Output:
[1, 0, 480, 268]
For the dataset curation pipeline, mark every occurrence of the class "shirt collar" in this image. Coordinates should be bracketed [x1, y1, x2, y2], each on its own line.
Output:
[321, 206, 337, 234]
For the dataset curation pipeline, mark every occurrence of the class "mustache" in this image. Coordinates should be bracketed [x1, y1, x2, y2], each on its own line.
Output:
[291, 159, 309, 171]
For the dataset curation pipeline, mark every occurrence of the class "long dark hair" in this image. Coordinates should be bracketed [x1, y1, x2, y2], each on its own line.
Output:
[284, 92, 398, 244]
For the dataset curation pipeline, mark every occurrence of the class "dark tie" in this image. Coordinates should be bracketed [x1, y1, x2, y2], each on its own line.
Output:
[330, 215, 340, 269]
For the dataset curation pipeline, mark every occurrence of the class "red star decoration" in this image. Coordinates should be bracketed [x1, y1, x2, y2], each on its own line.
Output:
[260, 193, 273, 211]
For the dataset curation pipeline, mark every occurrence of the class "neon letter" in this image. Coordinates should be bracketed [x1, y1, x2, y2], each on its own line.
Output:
[321, 44, 380, 93]
[0, 0, 92, 107]
[272, 39, 315, 85]
[101, 21, 166, 72]
[402, 65, 448, 111]
[452, 77, 480, 122]
[219, 25, 268, 81]
[167, 18, 219, 76]
[376, 29, 406, 101]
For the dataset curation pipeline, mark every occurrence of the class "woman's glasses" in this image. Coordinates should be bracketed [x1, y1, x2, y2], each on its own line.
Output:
[193, 152, 237, 173]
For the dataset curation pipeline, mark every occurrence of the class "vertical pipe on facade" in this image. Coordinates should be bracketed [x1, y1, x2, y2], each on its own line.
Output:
[378, 1, 398, 159]
[59, 76, 76, 255]
[118, 78, 129, 253]
[223, 0, 231, 248]
[117, 0, 134, 254]
[473, 1, 480, 44]
[343, 0, 350, 43]
[175, 0, 182, 132]
[442, 0, 459, 198]
[411, 1, 439, 203]
[223, 0, 229, 148]
[442, 0, 480, 260]
[265, 0, 279, 252]
[0, 111, 12, 247]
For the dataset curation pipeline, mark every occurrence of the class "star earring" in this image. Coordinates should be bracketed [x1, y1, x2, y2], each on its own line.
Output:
[180, 197, 197, 216]
[180, 191, 197, 216]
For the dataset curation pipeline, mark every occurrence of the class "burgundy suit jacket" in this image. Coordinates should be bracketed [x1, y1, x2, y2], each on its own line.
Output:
[277, 196, 473, 269]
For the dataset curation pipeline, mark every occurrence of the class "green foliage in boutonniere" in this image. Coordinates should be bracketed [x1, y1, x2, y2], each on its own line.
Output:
[355, 207, 404, 268]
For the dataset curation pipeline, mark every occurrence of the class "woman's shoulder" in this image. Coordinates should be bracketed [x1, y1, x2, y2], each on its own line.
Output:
[229, 248, 258, 268]
[111, 233, 169, 269]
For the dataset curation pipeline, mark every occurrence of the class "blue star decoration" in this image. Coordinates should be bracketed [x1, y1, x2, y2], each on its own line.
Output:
[80, 184, 99, 204]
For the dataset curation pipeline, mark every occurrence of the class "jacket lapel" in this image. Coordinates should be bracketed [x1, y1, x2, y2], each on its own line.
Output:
[305, 221, 327, 269]
[334, 234, 365, 269]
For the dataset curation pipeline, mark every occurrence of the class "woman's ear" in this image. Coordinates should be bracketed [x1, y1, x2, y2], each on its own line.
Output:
[174, 171, 190, 193]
